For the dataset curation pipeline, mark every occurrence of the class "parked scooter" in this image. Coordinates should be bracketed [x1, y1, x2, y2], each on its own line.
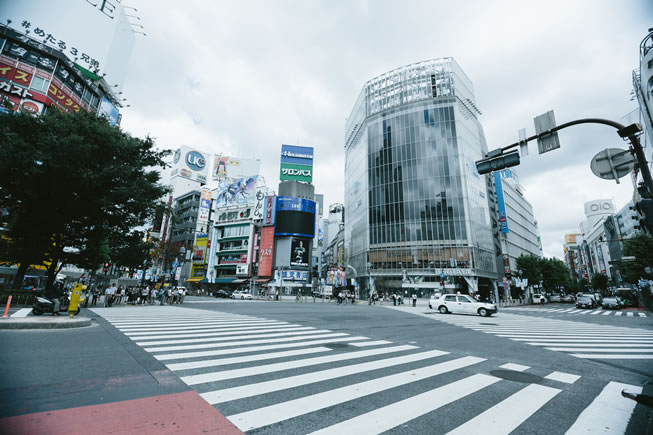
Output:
[32, 295, 81, 316]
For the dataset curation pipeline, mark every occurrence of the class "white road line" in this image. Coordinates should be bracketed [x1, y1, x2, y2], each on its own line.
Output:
[201, 349, 449, 405]
[544, 371, 580, 384]
[570, 354, 653, 359]
[565, 381, 642, 434]
[528, 343, 653, 347]
[627, 312, 634, 317]
[602, 311, 612, 315]
[166, 347, 333, 371]
[143, 333, 355, 352]
[121, 322, 289, 333]
[153, 336, 370, 361]
[350, 340, 392, 347]
[639, 313, 647, 317]
[567, 310, 583, 314]
[112, 320, 275, 328]
[182, 345, 418, 385]
[615, 312, 623, 316]
[135, 329, 334, 346]
[10, 308, 31, 318]
[447, 384, 560, 435]
[228, 356, 485, 432]
[501, 336, 653, 340]
[559, 309, 575, 313]
[307, 374, 499, 435]
[499, 363, 530, 371]
[546, 348, 653, 353]
[128, 326, 315, 339]
[589, 310, 603, 315]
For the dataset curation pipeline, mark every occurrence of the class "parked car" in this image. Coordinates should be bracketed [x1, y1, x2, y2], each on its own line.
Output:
[532, 293, 548, 304]
[562, 294, 575, 303]
[601, 297, 621, 310]
[215, 289, 231, 298]
[576, 295, 596, 309]
[432, 294, 497, 317]
[549, 294, 562, 303]
[231, 290, 253, 300]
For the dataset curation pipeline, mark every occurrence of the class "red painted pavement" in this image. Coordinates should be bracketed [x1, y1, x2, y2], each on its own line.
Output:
[1, 390, 244, 435]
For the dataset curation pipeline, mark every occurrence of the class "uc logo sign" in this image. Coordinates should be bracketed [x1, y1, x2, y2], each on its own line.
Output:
[186, 151, 206, 171]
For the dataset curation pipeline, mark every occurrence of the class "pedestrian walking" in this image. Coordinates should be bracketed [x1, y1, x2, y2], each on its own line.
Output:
[104, 284, 113, 307]
[179, 287, 185, 304]
[141, 286, 149, 305]
[412, 293, 417, 307]
[392, 293, 397, 306]
[91, 286, 99, 306]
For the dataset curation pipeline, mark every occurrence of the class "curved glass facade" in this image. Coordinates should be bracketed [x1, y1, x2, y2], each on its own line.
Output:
[345, 58, 496, 294]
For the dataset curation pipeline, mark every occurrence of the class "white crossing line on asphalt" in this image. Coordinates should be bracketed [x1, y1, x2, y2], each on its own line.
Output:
[589, 309, 602, 315]
[615, 312, 623, 316]
[166, 347, 334, 371]
[144, 333, 359, 353]
[201, 349, 449, 405]
[229, 357, 487, 432]
[136, 329, 335, 346]
[10, 308, 31, 318]
[547, 348, 653, 353]
[129, 326, 317, 340]
[528, 342, 653, 347]
[349, 340, 392, 347]
[182, 345, 418, 385]
[124, 324, 299, 335]
[602, 311, 611, 315]
[639, 312, 648, 317]
[446, 384, 560, 435]
[627, 312, 634, 317]
[308, 374, 502, 435]
[544, 371, 581, 384]
[153, 336, 372, 361]
[566, 381, 642, 434]
[568, 353, 653, 359]
[499, 363, 530, 371]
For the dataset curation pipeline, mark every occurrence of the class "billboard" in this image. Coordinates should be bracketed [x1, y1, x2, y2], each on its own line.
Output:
[564, 233, 581, 245]
[190, 234, 208, 280]
[171, 146, 209, 184]
[98, 96, 119, 126]
[274, 197, 316, 238]
[212, 156, 260, 181]
[263, 195, 276, 226]
[280, 144, 313, 182]
[494, 172, 509, 233]
[198, 189, 212, 223]
[214, 175, 262, 207]
[258, 226, 275, 277]
[290, 239, 309, 267]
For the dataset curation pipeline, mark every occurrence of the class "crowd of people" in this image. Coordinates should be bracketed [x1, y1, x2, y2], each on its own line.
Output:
[89, 284, 186, 307]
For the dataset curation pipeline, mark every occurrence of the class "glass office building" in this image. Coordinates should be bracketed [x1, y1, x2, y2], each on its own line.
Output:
[345, 58, 497, 297]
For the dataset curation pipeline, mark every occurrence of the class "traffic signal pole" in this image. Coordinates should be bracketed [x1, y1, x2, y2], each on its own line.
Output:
[495, 118, 653, 197]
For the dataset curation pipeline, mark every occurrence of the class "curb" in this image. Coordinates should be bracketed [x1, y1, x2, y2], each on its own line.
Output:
[0, 316, 92, 330]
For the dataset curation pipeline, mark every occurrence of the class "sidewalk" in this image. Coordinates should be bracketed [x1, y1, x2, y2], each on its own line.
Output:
[0, 315, 91, 329]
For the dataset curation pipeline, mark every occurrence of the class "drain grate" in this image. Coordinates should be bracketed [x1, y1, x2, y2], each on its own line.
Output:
[490, 369, 543, 384]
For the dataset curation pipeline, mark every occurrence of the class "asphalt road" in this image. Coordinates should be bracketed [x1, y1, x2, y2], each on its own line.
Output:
[1, 297, 651, 434]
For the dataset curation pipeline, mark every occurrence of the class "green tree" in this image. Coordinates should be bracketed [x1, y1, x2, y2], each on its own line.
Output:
[577, 277, 589, 292]
[0, 110, 170, 289]
[591, 272, 609, 294]
[619, 233, 653, 283]
[540, 257, 571, 292]
[516, 254, 542, 286]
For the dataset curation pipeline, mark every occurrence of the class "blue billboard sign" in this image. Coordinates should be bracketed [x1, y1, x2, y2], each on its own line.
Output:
[274, 196, 316, 238]
[280, 144, 314, 166]
[494, 172, 509, 233]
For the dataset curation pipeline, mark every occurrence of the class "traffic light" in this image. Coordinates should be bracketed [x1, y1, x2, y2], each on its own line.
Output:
[475, 150, 521, 175]
[635, 198, 653, 234]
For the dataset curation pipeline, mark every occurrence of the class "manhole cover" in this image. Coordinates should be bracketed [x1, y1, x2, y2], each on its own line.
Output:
[325, 343, 350, 349]
[490, 369, 543, 384]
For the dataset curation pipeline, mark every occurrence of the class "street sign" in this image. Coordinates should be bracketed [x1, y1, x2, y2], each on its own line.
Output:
[534, 110, 561, 154]
[590, 148, 636, 183]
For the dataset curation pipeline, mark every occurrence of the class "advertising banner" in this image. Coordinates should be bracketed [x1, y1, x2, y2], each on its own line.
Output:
[190, 234, 209, 281]
[198, 189, 212, 223]
[564, 233, 581, 245]
[291, 239, 309, 267]
[98, 96, 119, 126]
[280, 144, 313, 182]
[494, 172, 509, 233]
[214, 175, 261, 207]
[275, 269, 309, 281]
[264, 196, 276, 226]
[280, 162, 313, 183]
[172, 146, 209, 183]
[212, 156, 260, 181]
[274, 197, 316, 238]
[258, 226, 275, 277]
[253, 189, 265, 220]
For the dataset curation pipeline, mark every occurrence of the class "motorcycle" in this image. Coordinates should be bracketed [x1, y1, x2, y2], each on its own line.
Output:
[32, 295, 81, 316]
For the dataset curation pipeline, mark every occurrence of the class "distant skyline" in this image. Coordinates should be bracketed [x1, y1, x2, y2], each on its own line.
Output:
[9, 0, 652, 259]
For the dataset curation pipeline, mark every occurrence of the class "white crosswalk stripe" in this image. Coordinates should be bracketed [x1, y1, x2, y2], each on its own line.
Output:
[91, 306, 643, 434]
[504, 306, 648, 317]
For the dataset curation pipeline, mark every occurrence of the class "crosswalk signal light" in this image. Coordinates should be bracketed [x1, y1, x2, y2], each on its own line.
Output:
[476, 150, 521, 175]
[635, 198, 653, 234]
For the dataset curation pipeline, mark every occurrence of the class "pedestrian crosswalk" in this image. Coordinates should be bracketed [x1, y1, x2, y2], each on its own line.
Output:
[504, 306, 647, 317]
[391, 307, 653, 360]
[91, 306, 644, 434]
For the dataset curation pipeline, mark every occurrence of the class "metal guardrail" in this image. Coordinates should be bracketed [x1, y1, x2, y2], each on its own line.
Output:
[0, 293, 36, 306]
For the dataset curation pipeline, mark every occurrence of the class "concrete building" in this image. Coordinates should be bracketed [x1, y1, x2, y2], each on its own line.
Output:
[344, 58, 497, 299]
[577, 199, 617, 282]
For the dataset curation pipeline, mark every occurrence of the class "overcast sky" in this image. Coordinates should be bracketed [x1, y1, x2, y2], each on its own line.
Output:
[115, 0, 653, 259]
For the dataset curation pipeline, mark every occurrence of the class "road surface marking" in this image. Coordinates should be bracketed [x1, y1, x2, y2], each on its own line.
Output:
[626, 312, 634, 317]
[565, 381, 642, 434]
[153, 336, 370, 361]
[350, 340, 392, 347]
[307, 374, 499, 435]
[602, 311, 612, 315]
[10, 308, 31, 318]
[122, 322, 290, 333]
[615, 312, 623, 316]
[544, 371, 581, 384]
[129, 326, 315, 340]
[447, 384, 560, 435]
[166, 347, 333, 371]
[200, 349, 449, 405]
[144, 333, 355, 352]
[499, 363, 530, 371]
[546, 348, 653, 353]
[589, 310, 603, 315]
[639, 312, 647, 317]
[182, 345, 418, 385]
[136, 329, 336, 346]
[569, 354, 653, 359]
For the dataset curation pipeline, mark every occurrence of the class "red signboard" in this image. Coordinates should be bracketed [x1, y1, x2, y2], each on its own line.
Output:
[47, 82, 81, 112]
[258, 226, 275, 277]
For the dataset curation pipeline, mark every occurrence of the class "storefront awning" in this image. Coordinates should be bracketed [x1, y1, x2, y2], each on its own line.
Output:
[214, 278, 235, 284]
[232, 279, 247, 283]
[255, 278, 272, 283]
[185, 278, 203, 282]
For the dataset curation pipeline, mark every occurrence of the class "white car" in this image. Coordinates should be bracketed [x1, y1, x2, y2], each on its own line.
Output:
[428, 293, 443, 309]
[532, 293, 548, 304]
[231, 291, 253, 300]
[431, 294, 497, 317]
